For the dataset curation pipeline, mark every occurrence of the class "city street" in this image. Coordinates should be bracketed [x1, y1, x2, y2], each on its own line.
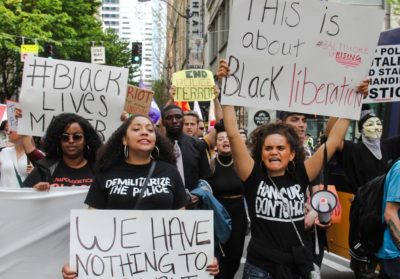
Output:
[233, 235, 379, 278]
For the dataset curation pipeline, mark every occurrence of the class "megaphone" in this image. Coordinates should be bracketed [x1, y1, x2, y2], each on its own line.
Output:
[311, 190, 337, 224]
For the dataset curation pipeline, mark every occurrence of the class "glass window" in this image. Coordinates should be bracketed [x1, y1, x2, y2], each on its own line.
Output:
[209, 20, 218, 62]
[219, 1, 230, 49]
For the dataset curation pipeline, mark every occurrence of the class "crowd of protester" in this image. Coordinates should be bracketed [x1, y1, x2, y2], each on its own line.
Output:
[1, 60, 399, 279]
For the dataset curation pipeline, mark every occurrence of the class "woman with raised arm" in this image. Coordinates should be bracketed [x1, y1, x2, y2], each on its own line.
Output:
[62, 114, 219, 279]
[217, 60, 353, 278]
[207, 120, 247, 279]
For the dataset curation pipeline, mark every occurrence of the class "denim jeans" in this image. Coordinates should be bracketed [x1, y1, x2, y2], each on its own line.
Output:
[242, 262, 272, 279]
[379, 257, 400, 279]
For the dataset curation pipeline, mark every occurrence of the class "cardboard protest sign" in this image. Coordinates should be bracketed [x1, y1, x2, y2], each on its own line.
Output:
[365, 45, 400, 103]
[6, 100, 20, 132]
[172, 69, 215, 101]
[18, 56, 129, 141]
[70, 210, 214, 279]
[221, 0, 384, 119]
[124, 85, 154, 114]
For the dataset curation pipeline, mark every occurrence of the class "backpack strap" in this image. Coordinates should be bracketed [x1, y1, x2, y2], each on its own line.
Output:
[134, 161, 156, 209]
[322, 144, 329, 191]
[209, 156, 216, 176]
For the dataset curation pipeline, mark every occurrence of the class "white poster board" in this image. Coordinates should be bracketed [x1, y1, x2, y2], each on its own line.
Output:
[6, 100, 20, 132]
[365, 45, 400, 103]
[18, 56, 128, 141]
[70, 210, 214, 279]
[221, 0, 384, 120]
[0, 187, 88, 279]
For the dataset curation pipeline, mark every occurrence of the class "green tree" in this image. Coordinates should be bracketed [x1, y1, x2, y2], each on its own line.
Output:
[151, 79, 169, 108]
[388, 0, 400, 15]
[0, 0, 137, 102]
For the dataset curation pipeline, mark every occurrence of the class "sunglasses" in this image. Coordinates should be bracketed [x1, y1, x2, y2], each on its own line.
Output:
[60, 133, 84, 142]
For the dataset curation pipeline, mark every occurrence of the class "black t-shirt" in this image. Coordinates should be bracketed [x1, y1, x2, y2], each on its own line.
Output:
[208, 155, 244, 197]
[337, 136, 400, 192]
[51, 161, 94, 187]
[175, 134, 211, 190]
[244, 162, 310, 269]
[85, 161, 187, 210]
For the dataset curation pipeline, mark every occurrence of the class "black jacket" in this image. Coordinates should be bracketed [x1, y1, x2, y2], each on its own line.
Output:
[22, 158, 95, 188]
[23, 158, 60, 188]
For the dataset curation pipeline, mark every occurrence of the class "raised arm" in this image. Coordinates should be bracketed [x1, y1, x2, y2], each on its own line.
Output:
[305, 118, 350, 181]
[164, 85, 176, 107]
[203, 85, 222, 149]
[325, 79, 369, 152]
[218, 60, 254, 181]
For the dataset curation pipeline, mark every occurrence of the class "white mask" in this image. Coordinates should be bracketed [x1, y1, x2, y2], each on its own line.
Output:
[362, 117, 382, 139]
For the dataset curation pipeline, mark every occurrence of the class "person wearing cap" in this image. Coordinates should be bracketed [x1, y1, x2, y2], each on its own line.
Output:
[326, 103, 400, 279]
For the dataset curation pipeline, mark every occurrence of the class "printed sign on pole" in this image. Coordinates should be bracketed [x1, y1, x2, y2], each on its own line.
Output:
[18, 56, 128, 141]
[221, 0, 384, 120]
[70, 210, 214, 279]
[91, 46, 106, 64]
[20, 44, 39, 62]
[365, 45, 400, 103]
[6, 100, 20, 132]
[124, 85, 154, 114]
[172, 69, 215, 101]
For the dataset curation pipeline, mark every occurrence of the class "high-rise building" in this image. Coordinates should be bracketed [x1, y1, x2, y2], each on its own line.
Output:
[100, 0, 167, 88]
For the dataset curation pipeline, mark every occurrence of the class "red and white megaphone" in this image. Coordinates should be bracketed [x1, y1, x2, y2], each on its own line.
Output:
[311, 190, 337, 224]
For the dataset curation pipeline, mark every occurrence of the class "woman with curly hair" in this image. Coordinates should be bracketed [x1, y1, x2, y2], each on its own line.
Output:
[84, 114, 185, 209]
[23, 113, 102, 190]
[217, 59, 355, 278]
[62, 114, 220, 278]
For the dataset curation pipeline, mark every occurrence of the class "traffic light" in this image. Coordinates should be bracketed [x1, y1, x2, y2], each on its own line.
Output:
[44, 42, 55, 58]
[132, 42, 142, 64]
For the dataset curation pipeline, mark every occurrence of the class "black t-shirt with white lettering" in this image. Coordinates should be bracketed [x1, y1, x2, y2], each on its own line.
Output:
[244, 161, 309, 270]
[51, 161, 94, 187]
[85, 161, 186, 210]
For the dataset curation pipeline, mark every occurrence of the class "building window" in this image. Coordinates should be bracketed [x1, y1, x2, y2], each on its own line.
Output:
[102, 14, 119, 18]
[102, 6, 119, 11]
[209, 20, 218, 62]
[219, 0, 229, 50]
[102, 0, 119, 3]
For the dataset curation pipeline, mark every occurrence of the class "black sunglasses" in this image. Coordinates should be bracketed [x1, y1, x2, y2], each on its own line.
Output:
[60, 133, 84, 142]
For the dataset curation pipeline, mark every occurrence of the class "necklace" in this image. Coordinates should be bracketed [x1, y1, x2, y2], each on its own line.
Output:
[216, 154, 233, 167]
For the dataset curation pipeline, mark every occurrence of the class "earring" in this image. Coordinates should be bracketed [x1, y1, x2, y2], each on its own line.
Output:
[151, 145, 160, 159]
[124, 144, 129, 159]
[287, 160, 296, 174]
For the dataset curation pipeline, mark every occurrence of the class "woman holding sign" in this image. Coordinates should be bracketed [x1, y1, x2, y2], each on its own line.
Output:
[62, 114, 219, 278]
[217, 60, 359, 278]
